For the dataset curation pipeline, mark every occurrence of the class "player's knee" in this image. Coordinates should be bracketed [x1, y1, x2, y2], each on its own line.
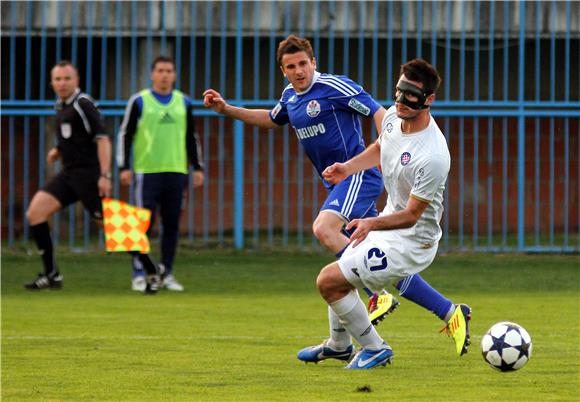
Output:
[316, 270, 332, 299]
[316, 265, 341, 301]
[312, 221, 334, 246]
[26, 205, 42, 225]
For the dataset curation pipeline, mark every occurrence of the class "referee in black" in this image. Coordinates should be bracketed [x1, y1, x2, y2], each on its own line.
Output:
[24, 60, 161, 293]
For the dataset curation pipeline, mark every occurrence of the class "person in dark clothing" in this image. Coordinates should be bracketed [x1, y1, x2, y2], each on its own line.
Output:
[117, 56, 204, 292]
[25, 60, 162, 294]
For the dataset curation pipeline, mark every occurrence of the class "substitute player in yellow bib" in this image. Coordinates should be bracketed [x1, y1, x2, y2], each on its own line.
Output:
[118, 56, 205, 292]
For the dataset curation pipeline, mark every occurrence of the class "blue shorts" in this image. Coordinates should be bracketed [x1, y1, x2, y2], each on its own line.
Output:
[320, 168, 383, 221]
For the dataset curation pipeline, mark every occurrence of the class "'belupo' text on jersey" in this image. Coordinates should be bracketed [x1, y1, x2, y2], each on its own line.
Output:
[270, 72, 382, 189]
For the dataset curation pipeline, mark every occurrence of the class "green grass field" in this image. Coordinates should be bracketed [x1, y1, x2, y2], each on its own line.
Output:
[2, 249, 579, 401]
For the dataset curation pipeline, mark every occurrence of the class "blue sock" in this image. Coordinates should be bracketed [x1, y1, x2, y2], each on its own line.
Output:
[395, 274, 453, 320]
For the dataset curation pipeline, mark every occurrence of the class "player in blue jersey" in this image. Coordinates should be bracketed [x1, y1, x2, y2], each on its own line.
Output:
[203, 34, 399, 322]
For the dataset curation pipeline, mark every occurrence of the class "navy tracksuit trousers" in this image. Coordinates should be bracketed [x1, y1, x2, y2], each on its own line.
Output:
[133, 172, 188, 276]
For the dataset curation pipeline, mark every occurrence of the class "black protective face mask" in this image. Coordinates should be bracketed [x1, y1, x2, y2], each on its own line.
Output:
[394, 80, 431, 110]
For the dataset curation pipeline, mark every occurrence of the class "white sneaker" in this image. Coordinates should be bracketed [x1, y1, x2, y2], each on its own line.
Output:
[162, 274, 184, 291]
[131, 276, 146, 292]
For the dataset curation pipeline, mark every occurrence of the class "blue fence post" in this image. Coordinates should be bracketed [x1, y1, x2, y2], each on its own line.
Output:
[25, 0, 32, 100]
[160, 0, 167, 55]
[416, 0, 422, 59]
[218, 1, 227, 245]
[9, 3, 16, 100]
[266, 1, 277, 247]
[175, 1, 182, 88]
[8, 118, 15, 246]
[202, 3, 213, 246]
[22, 1, 32, 243]
[188, 1, 198, 243]
[115, 1, 123, 100]
[252, 0, 261, 248]
[517, 1, 526, 251]
[233, 0, 244, 249]
[71, 1, 78, 64]
[100, 1, 108, 99]
[311, 0, 321, 249]
[563, 0, 571, 249]
[342, 2, 350, 76]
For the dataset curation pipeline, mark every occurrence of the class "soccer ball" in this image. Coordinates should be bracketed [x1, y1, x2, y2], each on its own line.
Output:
[481, 321, 532, 372]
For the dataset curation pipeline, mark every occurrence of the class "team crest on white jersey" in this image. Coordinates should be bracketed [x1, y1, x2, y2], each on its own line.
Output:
[306, 100, 321, 117]
[400, 152, 412, 166]
[386, 122, 393, 133]
[61, 123, 72, 139]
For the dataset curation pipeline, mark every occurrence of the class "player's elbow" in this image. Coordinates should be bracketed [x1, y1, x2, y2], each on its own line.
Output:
[401, 211, 421, 228]
[259, 118, 278, 129]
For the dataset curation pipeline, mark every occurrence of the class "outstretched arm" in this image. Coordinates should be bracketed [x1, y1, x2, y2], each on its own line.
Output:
[203, 88, 278, 129]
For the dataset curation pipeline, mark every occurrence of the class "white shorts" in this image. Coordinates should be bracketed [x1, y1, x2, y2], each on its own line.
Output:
[338, 231, 438, 292]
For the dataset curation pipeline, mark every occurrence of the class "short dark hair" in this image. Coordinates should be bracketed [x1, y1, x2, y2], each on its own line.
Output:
[276, 35, 314, 65]
[151, 56, 175, 71]
[399, 59, 441, 95]
[52, 60, 78, 75]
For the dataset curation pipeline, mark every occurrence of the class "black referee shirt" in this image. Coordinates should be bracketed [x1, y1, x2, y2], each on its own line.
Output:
[54, 88, 109, 170]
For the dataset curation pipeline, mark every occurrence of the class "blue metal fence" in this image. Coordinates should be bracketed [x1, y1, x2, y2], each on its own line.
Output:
[1, 0, 579, 253]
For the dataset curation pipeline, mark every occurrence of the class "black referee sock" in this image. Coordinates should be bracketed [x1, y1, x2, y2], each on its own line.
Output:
[129, 252, 159, 276]
[30, 222, 59, 277]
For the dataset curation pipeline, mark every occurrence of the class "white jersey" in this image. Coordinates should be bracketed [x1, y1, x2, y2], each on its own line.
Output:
[378, 105, 450, 246]
[338, 106, 451, 289]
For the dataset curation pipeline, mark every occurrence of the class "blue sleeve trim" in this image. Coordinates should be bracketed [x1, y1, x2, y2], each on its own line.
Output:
[135, 96, 143, 118]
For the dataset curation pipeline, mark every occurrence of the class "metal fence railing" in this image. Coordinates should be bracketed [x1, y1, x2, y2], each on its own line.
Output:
[1, 1, 579, 252]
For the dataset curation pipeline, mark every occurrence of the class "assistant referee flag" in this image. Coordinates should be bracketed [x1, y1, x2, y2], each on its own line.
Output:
[102, 198, 151, 253]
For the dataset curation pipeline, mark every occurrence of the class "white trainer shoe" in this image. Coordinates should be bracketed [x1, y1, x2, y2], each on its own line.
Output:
[162, 274, 184, 291]
[131, 276, 146, 292]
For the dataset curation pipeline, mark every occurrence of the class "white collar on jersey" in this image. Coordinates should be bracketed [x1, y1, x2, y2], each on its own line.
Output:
[294, 71, 321, 95]
[57, 88, 81, 106]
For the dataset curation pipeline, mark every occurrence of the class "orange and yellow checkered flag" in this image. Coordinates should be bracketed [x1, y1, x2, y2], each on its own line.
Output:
[102, 198, 151, 253]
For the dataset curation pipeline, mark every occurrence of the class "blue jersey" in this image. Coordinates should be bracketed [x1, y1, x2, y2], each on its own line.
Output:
[269, 72, 382, 190]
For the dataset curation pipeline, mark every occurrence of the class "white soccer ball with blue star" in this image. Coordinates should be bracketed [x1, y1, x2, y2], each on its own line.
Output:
[481, 321, 532, 372]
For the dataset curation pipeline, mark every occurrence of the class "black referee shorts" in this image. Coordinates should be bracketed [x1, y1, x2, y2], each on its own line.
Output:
[43, 167, 103, 220]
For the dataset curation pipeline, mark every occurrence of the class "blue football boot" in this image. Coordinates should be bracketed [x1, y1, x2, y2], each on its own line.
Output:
[345, 343, 394, 369]
[297, 341, 355, 364]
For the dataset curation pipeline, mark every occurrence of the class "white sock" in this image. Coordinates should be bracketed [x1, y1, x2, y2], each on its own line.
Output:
[330, 290, 385, 350]
[326, 306, 352, 350]
[443, 304, 457, 322]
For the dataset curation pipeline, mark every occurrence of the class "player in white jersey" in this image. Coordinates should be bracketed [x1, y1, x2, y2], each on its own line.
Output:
[297, 59, 471, 369]
[203, 35, 399, 322]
